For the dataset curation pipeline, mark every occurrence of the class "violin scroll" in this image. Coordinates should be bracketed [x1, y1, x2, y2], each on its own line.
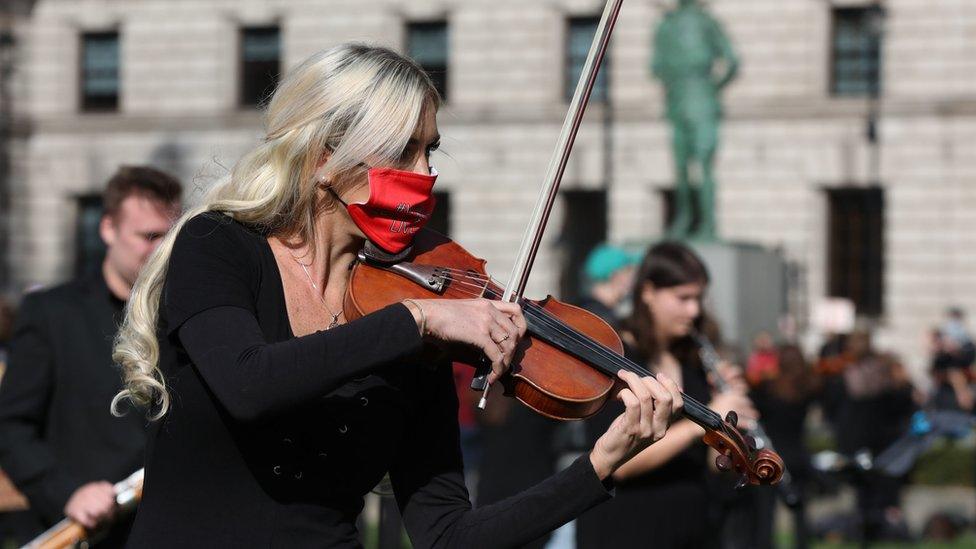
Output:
[753, 449, 784, 483]
[702, 420, 785, 487]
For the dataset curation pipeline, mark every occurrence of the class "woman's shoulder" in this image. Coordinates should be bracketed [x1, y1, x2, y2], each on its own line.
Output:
[175, 212, 265, 253]
[169, 211, 269, 276]
[180, 211, 262, 239]
[164, 213, 268, 328]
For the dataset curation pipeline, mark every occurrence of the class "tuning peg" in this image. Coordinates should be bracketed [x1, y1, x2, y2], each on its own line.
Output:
[744, 435, 757, 451]
[715, 454, 733, 472]
[725, 410, 738, 427]
[734, 474, 750, 490]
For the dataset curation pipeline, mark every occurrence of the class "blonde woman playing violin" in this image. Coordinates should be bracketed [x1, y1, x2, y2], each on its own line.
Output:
[112, 44, 682, 548]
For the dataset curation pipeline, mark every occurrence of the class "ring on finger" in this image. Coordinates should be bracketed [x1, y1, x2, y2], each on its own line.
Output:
[492, 332, 511, 345]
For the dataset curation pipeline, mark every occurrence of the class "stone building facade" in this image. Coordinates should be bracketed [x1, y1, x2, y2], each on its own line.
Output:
[7, 0, 976, 377]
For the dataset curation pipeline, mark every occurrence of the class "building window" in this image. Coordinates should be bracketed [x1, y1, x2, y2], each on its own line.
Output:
[558, 190, 607, 302]
[429, 190, 451, 237]
[81, 31, 119, 111]
[75, 195, 106, 278]
[831, 7, 883, 97]
[240, 26, 281, 108]
[827, 187, 884, 316]
[566, 17, 607, 103]
[407, 21, 449, 101]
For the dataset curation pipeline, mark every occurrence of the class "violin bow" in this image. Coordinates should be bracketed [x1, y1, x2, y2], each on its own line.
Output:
[462, 0, 783, 489]
[473, 0, 625, 403]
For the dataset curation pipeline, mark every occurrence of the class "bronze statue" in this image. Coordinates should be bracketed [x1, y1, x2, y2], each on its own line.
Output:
[653, 0, 738, 241]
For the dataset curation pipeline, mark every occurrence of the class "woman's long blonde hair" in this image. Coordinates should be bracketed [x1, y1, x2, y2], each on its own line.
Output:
[112, 43, 439, 419]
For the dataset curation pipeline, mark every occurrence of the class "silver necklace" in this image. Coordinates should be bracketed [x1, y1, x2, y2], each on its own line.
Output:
[294, 258, 341, 329]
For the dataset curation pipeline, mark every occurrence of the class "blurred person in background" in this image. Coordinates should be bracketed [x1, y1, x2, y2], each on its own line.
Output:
[929, 308, 975, 412]
[575, 243, 640, 330]
[815, 331, 852, 432]
[0, 297, 15, 379]
[577, 242, 756, 549]
[941, 307, 973, 357]
[750, 343, 821, 549]
[745, 331, 778, 388]
[833, 330, 916, 542]
[0, 166, 182, 546]
[0, 298, 26, 545]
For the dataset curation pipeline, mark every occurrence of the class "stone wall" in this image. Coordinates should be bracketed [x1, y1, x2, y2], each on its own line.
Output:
[13, 0, 976, 378]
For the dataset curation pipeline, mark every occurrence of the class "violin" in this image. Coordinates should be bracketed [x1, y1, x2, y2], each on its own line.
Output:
[343, 0, 783, 488]
[345, 232, 782, 486]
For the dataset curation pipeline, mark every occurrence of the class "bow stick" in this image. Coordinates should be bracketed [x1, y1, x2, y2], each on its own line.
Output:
[473, 0, 625, 403]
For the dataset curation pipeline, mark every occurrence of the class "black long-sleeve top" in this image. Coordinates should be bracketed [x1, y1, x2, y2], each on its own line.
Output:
[127, 213, 612, 548]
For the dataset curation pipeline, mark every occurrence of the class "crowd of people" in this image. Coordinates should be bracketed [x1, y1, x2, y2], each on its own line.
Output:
[0, 43, 969, 549]
[468, 245, 974, 548]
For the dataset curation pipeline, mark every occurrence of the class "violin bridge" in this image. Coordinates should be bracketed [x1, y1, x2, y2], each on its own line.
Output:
[476, 277, 490, 298]
[365, 257, 448, 294]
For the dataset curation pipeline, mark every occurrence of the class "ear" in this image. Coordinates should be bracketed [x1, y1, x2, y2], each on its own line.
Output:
[99, 215, 117, 247]
[640, 281, 656, 307]
[312, 148, 332, 185]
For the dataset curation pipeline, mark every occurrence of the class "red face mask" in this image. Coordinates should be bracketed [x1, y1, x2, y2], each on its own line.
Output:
[345, 167, 438, 254]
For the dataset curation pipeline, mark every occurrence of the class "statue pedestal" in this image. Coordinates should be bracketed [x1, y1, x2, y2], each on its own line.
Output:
[689, 241, 787, 354]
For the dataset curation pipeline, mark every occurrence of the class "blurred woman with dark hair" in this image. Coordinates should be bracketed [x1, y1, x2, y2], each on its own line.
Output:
[834, 334, 916, 541]
[577, 242, 756, 549]
[750, 343, 822, 548]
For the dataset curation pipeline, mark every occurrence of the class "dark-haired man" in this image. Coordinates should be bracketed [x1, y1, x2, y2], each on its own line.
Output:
[0, 166, 181, 546]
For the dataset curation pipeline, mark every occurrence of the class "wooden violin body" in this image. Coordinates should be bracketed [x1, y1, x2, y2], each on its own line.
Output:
[344, 229, 618, 420]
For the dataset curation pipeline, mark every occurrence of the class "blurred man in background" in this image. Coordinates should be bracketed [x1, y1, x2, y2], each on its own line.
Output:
[575, 243, 639, 331]
[0, 166, 181, 546]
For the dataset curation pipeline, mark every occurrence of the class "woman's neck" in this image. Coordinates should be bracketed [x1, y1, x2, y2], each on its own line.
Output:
[655, 327, 673, 354]
[279, 206, 362, 288]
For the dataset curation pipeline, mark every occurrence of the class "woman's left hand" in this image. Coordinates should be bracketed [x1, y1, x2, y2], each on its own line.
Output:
[589, 370, 684, 480]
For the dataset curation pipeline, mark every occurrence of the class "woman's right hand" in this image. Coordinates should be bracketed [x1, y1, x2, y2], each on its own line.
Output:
[406, 298, 527, 383]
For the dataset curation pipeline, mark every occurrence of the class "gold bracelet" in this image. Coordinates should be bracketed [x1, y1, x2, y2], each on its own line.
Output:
[403, 299, 426, 336]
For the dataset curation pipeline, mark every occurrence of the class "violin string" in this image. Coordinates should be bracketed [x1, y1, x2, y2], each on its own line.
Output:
[433, 273, 671, 378]
[512, 296, 724, 424]
[430, 269, 667, 377]
[423, 270, 722, 424]
[423, 270, 658, 378]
